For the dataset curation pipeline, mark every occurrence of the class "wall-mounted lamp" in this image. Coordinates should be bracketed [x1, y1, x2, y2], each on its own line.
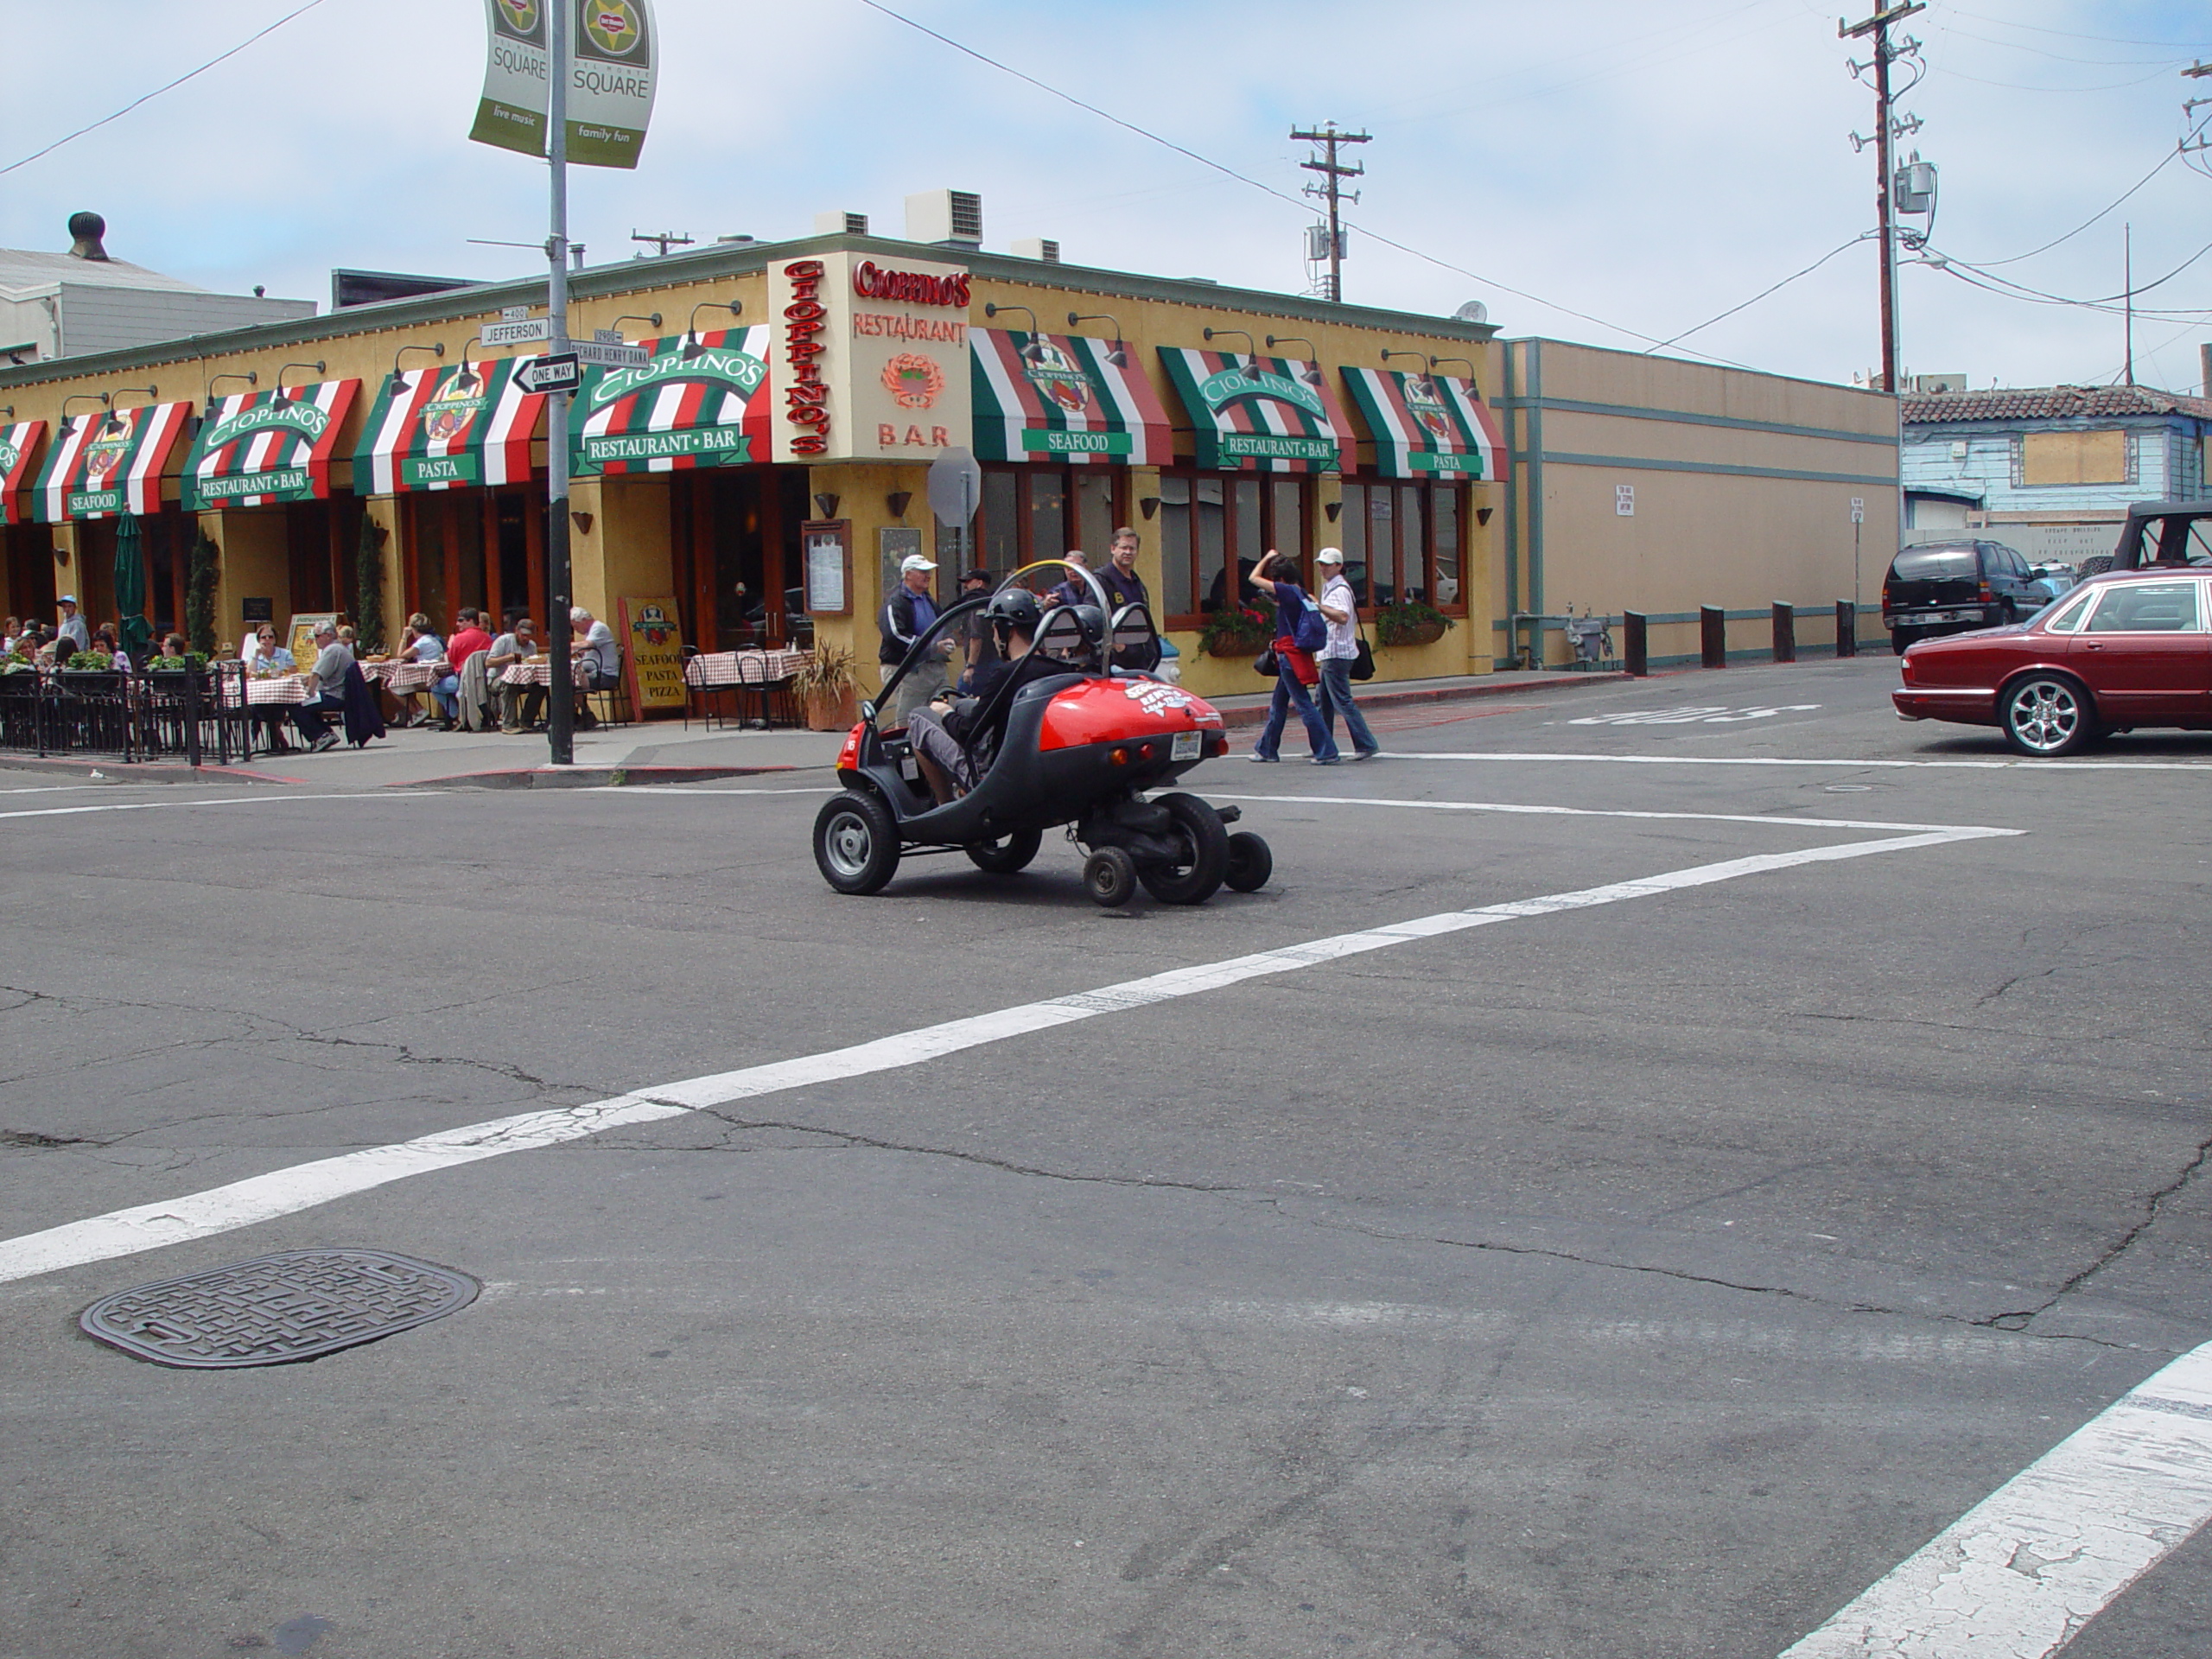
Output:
[813, 493, 840, 520]
[683, 299, 741, 359]
[62, 391, 111, 429]
[1381, 348, 1427, 371]
[0, 406, 12, 420]
[1067, 312, 1128, 368]
[570, 511, 594, 535]
[105, 385, 156, 435]
[206, 371, 257, 409]
[1429, 355, 1481, 399]
[886, 490, 912, 519]
[454, 337, 489, 394]
[1268, 336, 1326, 388]
[613, 313, 664, 335]
[985, 303, 1047, 365]
[1324, 501, 1344, 523]
[389, 341, 445, 400]
[1475, 506, 1494, 526]
[1203, 327, 1255, 365]
[270, 360, 326, 407]
[1138, 495, 1160, 520]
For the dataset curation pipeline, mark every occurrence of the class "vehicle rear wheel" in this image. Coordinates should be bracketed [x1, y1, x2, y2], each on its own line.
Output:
[1136, 791, 1230, 904]
[2001, 674, 2100, 758]
[1083, 846, 1138, 907]
[813, 791, 901, 893]
[1891, 627, 1916, 655]
[966, 826, 1043, 874]
[1224, 830, 1274, 893]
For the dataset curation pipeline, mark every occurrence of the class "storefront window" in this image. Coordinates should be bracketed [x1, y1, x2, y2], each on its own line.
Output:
[1028, 471, 1067, 563]
[1330, 479, 1467, 612]
[1195, 477, 1227, 612]
[1338, 483, 1369, 605]
[1159, 474, 1192, 615]
[1433, 487, 1460, 607]
[982, 468, 1020, 573]
[1155, 469, 1307, 621]
[975, 464, 1125, 578]
[1074, 472, 1116, 556]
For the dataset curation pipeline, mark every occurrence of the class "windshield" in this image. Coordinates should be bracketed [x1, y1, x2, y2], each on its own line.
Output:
[1891, 545, 1977, 582]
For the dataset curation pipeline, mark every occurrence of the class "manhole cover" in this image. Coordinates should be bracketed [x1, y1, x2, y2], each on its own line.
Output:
[79, 1249, 478, 1369]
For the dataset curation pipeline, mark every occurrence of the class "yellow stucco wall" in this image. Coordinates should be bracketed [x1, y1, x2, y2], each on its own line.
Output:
[206, 506, 289, 645]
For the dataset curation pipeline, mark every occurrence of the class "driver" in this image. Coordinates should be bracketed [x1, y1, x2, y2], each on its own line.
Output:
[906, 589, 1059, 804]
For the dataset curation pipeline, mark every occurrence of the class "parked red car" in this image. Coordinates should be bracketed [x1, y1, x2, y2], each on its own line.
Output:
[1893, 569, 2212, 756]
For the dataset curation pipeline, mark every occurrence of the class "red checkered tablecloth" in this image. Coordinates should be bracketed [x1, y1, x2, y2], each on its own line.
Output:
[221, 673, 315, 707]
[496, 658, 563, 687]
[360, 658, 445, 695]
[684, 649, 810, 688]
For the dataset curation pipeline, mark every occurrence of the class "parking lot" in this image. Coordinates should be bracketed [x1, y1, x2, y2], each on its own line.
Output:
[3, 655, 2208, 1659]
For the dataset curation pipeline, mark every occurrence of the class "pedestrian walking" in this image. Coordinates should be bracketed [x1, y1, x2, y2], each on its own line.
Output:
[1313, 547, 1379, 760]
[1245, 550, 1339, 765]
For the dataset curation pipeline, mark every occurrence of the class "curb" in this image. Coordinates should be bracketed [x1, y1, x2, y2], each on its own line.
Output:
[391, 763, 804, 791]
[1212, 671, 1630, 730]
[0, 755, 302, 785]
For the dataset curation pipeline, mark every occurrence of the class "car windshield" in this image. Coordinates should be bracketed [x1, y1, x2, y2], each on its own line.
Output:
[1891, 546, 1977, 581]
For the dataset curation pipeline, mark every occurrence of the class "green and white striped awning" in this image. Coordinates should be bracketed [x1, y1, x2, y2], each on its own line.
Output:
[182, 378, 360, 510]
[1341, 368, 1500, 479]
[1158, 347, 1351, 474]
[971, 329, 1173, 464]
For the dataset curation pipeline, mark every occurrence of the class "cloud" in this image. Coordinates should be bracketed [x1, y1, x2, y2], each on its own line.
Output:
[3, 0, 2209, 389]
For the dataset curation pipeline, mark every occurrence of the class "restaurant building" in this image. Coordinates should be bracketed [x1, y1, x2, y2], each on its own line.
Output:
[0, 208, 1897, 692]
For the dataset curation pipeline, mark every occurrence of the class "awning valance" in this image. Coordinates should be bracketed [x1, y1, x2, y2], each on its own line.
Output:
[183, 378, 360, 510]
[0, 421, 46, 527]
[971, 330, 1173, 464]
[33, 401, 194, 522]
[1158, 347, 1352, 474]
[1341, 368, 1500, 480]
[353, 358, 544, 494]
[572, 326, 771, 475]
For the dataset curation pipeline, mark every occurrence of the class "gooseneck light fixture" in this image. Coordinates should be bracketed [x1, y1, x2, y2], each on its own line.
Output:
[270, 360, 326, 407]
[1268, 335, 1327, 388]
[388, 342, 445, 400]
[206, 371, 257, 408]
[683, 299, 741, 360]
[104, 386, 157, 436]
[61, 391, 110, 429]
[1428, 354, 1481, 399]
[1067, 311, 1128, 368]
[613, 313, 664, 335]
[985, 302, 1047, 364]
[454, 337, 489, 395]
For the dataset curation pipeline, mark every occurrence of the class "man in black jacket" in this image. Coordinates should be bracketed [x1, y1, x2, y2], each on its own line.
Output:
[879, 553, 952, 725]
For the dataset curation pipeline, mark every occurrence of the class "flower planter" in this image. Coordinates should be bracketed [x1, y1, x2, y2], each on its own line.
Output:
[803, 688, 859, 732]
[1379, 620, 1446, 648]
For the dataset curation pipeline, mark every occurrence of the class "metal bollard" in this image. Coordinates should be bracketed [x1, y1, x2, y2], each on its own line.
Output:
[1835, 601, 1858, 658]
[185, 665, 203, 769]
[1700, 606, 1726, 670]
[1772, 602, 1796, 664]
[1623, 610, 1649, 677]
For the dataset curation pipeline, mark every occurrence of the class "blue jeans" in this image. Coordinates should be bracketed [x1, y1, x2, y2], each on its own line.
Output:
[1317, 657, 1379, 755]
[1256, 664, 1338, 760]
[430, 672, 460, 721]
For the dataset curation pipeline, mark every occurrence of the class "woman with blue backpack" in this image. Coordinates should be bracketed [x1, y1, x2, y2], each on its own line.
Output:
[1245, 549, 1341, 765]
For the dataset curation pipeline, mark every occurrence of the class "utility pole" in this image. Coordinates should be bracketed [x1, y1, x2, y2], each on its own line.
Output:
[1841, 3, 1924, 393]
[2124, 223, 2135, 386]
[1292, 123, 1369, 302]
[630, 230, 695, 257]
[544, 0, 575, 766]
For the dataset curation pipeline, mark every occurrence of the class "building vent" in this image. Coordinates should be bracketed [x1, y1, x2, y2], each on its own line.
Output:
[815, 211, 868, 236]
[906, 189, 982, 248]
[1910, 372, 1966, 394]
[1010, 237, 1060, 264]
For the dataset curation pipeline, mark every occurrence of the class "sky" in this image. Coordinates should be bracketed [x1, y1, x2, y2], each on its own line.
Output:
[5, 0, 2212, 393]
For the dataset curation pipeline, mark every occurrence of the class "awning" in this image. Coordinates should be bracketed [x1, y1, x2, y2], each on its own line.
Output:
[1340, 368, 1500, 480]
[182, 378, 360, 510]
[1158, 348, 1352, 474]
[33, 400, 194, 521]
[971, 330, 1173, 464]
[572, 326, 772, 475]
[353, 357, 545, 494]
[0, 421, 46, 527]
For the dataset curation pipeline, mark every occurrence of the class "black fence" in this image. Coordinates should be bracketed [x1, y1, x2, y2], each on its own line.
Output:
[0, 664, 258, 766]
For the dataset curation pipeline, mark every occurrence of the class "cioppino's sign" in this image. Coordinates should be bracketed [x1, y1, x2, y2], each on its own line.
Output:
[771, 251, 974, 464]
[851, 260, 971, 308]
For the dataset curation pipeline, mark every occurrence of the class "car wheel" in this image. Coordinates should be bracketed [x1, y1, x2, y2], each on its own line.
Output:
[1891, 628, 1916, 655]
[2000, 674, 2101, 758]
[1136, 791, 1230, 905]
[813, 791, 901, 894]
[966, 826, 1043, 874]
[1224, 830, 1274, 893]
[1084, 845, 1139, 907]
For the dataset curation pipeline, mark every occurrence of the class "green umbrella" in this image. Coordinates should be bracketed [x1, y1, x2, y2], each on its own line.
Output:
[113, 512, 152, 660]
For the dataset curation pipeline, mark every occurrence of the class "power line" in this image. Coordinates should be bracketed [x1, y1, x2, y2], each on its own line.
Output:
[0, 0, 329, 178]
[1937, 5, 2212, 54]
[1644, 234, 1877, 353]
[1959, 145, 2178, 266]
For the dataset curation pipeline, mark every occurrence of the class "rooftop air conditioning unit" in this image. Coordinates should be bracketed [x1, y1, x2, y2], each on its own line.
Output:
[815, 211, 868, 236]
[906, 189, 982, 248]
[1910, 372, 1967, 394]
[1010, 237, 1060, 264]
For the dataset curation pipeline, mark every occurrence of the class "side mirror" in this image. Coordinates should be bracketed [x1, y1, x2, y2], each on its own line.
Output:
[859, 699, 876, 722]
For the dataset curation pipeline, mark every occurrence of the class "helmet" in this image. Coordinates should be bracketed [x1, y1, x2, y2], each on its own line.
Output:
[985, 588, 1042, 634]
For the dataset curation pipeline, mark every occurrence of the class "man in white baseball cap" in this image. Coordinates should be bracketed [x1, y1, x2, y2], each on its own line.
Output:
[880, 553, 952, 722]
[1313, 548, 1380, 760]
[55, 595, 90, 654]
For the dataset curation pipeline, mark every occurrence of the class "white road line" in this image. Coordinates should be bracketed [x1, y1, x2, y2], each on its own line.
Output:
[1388, 752, 2212, 772]
[1211, 792, 1986, 836]
[0, 821, 2012, 1287]
[594, 785, 842, 796]
[0, 792, 439, 823]
[1780, 1341, 2212, 1658]
[0, 785, 138, 796]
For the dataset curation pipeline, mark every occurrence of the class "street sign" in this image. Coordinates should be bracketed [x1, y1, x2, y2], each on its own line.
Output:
[573, 338, 650, 368]
[1851, 497, 1866, 524]
[516, 353, 581, 394]
[501, 304, 532, 322]
[593, 327, 624, 345]
[483, 316, 552, 347]
[926, 447, 983, 525]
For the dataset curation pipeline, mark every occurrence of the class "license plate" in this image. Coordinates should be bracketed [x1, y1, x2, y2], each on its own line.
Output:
[1170, 731, 1201, 761]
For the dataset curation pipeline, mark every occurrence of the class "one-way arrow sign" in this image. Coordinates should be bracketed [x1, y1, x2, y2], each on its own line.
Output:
[516, 353, 580, 394]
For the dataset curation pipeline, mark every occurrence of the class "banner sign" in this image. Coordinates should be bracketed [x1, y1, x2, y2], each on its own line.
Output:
[469, 0, 656, 168]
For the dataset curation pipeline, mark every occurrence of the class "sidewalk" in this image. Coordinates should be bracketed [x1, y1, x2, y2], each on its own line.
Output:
[0, 668, 1633, 789]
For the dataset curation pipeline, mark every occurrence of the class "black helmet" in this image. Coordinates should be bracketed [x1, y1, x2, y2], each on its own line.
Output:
[985, 588, 1042, 634]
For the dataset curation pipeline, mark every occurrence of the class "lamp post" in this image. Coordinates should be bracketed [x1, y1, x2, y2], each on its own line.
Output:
[543, 0, 578, 766]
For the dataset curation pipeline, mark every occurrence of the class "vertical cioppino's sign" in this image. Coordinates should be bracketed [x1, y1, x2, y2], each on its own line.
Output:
[469, 0, 656, 168]
[769, 251, 973, 465]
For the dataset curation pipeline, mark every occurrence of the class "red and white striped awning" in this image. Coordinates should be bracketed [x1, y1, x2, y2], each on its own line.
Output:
[0, 420, 46, 527]
[352, 357, 544, 494]
[33, 401, 194, 521]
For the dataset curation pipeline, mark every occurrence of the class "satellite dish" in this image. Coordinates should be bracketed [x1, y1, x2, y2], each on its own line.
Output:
[1453, 300, 1489, 324]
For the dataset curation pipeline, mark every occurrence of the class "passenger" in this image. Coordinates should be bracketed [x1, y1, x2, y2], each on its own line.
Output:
[1050, 550, 1092, 608]
[905, 589, 1060, 805]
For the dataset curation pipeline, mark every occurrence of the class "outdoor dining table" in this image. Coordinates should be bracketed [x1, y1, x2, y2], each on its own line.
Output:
[359, 657, 446, 696]
[683, 647, 812, 729]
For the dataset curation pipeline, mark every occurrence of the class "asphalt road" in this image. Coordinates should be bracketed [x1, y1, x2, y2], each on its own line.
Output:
[3, 656, 2209, 1659]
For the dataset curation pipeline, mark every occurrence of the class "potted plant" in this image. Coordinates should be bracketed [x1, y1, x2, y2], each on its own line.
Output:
[791, 643, 860, 731]
[60, 649, 118, 676]
[1376, 598, 1453, 648]
[1197, 601, 1275, 658]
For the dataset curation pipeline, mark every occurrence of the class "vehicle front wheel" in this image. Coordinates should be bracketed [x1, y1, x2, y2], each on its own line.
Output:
[1084, 846, 1138, 907]
[966, 826, 1043, 874]
[813, 791, 902, 893]
[1224, 830, 1274, 893]
[1136, 791, 1230, 904]
[2001, 674, 2101, 758]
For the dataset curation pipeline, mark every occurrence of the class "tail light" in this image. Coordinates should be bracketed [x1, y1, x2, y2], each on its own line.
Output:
[1978, 581, 1993, 601]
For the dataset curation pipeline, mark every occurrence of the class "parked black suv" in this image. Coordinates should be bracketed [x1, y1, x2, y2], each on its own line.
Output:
[1881, 539, 2048, 654]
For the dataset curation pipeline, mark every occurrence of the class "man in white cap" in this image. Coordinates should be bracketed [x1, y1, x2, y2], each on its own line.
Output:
[54, 596, 90, 655]
[879, 552, 952, 724]
[1313, 548, 1380, 760]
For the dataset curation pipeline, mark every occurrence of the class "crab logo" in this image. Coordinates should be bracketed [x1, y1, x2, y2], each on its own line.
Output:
[881, 353, 944, 410]
[1122, 680, 1195, 717]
